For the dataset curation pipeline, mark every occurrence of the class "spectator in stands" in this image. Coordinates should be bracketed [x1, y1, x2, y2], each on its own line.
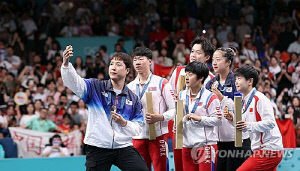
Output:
[45, 95, 55, 108]
[34, 99, 43, 116]
[74, 56, 86, 78]
[292, 97, 300, 126]
[99, 45, 109, 66]
[78, 18, 93, 37]
[78, 100, 88, 125]
[4, 72, 17, 97]
[17, 66, 39, 88]
[155, 47, 173, 66]
[58, 114, 73, 133]
[5, 46, 21, 77]
[264, 91, 281, 117]
[106, 15, 120, 36]
[240, 0, 254, 25]
[124, 15, 138, 37]
[42, 134, 70, 157]
[263, 78, 277, 98]
[45, 38, 63, 62]
[0, 109, 8, 138]
[56, 77, 65, 94]
[216, 21, 231, 45]
[45, 80, 60, 104]
[269, 56, 281, 76]
[223, 32, 239, 49]
[172, 39, 189, 65]
[26, 107, 64, 133]
[20, 11, 37, 52]
[276, 62, 293, 96]
[60, 18, 78, 37]
[279, 21, 296, 52]
[57, 94, 68, 116]
[145, 4, 160, 25]
[252, 25, 266, 56]
[236, 16, 251, 44]
[68, 101, 84, 132]
[48, 103, 61, 125]
[66, 88, 80, 103]
[211, 37, 221, 49]
[242, 35, 258, 62]
[19, 103, 38, 127]
[149, 21, 168, 43]
[292, 62, 300, 97]
[10, 31, 25, 58]
[288, 34, 300, 54]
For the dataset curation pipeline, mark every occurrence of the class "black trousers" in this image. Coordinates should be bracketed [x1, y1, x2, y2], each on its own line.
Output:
[216, 138, 252, 171]
[85, 145, 149, 171]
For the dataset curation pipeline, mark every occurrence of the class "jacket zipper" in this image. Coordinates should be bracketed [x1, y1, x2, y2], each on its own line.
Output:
[111, 96, 118, 149]
[111, 118, 115, 149]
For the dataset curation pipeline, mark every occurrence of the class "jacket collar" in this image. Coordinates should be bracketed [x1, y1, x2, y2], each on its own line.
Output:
[215, 71, 235, 86]
[105, 79, 130, 95]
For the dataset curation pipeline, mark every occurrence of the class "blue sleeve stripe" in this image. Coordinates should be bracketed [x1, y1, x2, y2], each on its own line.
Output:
[179, 90, 183, 99]
[159, 78, 164, 90]
[205, 93, 213, 109]
[81, 79, 90, 103]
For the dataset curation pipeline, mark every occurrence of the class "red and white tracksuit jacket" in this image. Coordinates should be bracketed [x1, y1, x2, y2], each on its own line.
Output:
[217, 96, 250, 141]
[127, 73, 176, 139]
[178, 87, 222, 148]
[242, 88, 283, 151]
[170, 66, 214, 94]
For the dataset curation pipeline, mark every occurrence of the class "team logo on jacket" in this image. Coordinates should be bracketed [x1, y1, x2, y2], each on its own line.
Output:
[198, 102, 203, 106]
[148, 87, 157, 91]
[249, 108, 253, 112]
[225, 87, 232, 92]
[102, 91, 108, 97]
[126, 99, 133, 105]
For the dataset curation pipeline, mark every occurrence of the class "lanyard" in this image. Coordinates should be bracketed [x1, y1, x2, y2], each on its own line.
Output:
[107, 91, 126, 110]
[136, 74, 153, 99]
[185, 88, 204, 115]
[242, 88, 257, 114]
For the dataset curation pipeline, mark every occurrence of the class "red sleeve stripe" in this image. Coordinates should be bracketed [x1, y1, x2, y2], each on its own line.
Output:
[174, 66, 185, 90]
[254, 95, 263, 145]
[206, 94, 218, 109]
[160, 78, 169, 93]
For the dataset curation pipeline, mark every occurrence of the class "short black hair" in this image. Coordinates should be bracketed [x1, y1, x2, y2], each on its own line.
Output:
[185, 61, 209, 84]
[132, 46, 153, 59]
[234, 65, 259, 87]
[69, 101, 79, 108]
[111, 52, 132, 69]
[190, 36, 215, 58]
[100, 45, 107, 52]
[216, 47, 234, 67]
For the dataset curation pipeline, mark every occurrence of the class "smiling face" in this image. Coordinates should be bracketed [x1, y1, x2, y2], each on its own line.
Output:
[189, 44, 208, 63]
[133, 56, 151, 74]
[109, 58, 130, 81]
[185, 71, 202, 89]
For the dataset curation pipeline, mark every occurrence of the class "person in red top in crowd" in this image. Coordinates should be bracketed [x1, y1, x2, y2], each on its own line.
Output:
[176, 21, 195, 48]
[124, 15, 138, 37]
[58, 114, 73, 133]
[48, 103, 63, 125]
[57, 94, 68, 116]
[149, 21, 168, 43]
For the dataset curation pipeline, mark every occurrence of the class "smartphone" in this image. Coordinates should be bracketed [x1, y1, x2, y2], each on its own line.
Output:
[53, 140, 59, 146]
[110, 105, 116, 112]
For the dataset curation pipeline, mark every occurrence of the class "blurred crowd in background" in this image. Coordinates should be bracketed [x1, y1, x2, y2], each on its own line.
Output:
[0, 0, 300, 156]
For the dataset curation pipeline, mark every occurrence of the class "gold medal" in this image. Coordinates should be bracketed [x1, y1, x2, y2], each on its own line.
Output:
[212, 81, 219, 89]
